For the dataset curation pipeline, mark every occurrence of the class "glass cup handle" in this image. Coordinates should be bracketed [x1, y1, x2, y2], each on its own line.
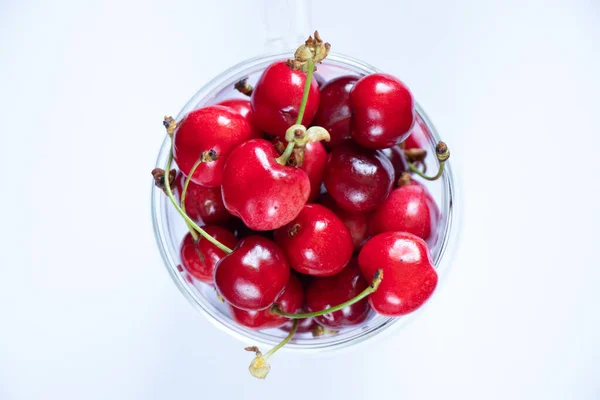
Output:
[262, 0, 311, 53]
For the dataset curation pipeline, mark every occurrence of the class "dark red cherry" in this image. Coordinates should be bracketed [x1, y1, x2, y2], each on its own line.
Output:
[174, 105, 253, 187]
[214, 236, 290, 311]
[217, 98, 262, 139]
[312, 75, 358, 148]
[381, 146, 408, 181]
[179, 226, 238, 284]
[305, 259, 371, 328]
[358, 232, 437, 316]
[350, 73, 415, 149]
[230, 273, 303, 330]
[280, 310, 317, 333]
[323, 143, 394, 213]
[221, 139, 310, 231]
[273, 138, 327, 203]
[274, 204, 353, 277]
[319, 193, 369, 250]
[251, 61, 320, 138]
[369, 179, 440, 247]
[174, 171, 232, 226]
[404, 114, 428, 150]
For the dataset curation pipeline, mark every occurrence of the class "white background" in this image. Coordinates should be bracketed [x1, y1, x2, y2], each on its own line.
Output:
[1, 0, 599, 398]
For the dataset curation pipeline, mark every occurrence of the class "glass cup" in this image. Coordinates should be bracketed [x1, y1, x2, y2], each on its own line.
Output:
[151, 52, 460, 351]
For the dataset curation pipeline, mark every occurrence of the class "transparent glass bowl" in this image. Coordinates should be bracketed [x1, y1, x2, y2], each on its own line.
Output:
[151, 52, 459, 352]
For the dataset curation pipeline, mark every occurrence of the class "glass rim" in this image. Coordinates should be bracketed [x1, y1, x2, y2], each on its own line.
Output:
[151, 51, 461, 353]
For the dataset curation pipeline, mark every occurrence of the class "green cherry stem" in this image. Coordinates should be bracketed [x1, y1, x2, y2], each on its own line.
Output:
[163, 143, 233, 254]
[407, 141, 450, 181]
[295, 57, 315, 125]
[275, 141, 295, 166]
[408, 162, 445, 181]
[246, 320, 298, 379]
[180, 158, 204, 241]
[271, 269, 383, 319]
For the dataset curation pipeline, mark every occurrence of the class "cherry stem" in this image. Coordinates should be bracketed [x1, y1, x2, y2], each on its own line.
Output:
[264, 320, 298, 359]
[407, 141, 449, 181]
[295, 58, 314, 125]
[163, 142, 233, 254]
[271, 269, 383, 319]
[408, 161, 445, 181]
[275, 141, 295, 165]
[246, 320, 298, 379]
[180, 158, 203, 241]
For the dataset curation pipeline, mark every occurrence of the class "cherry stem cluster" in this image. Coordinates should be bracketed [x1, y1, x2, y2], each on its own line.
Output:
[271, 269, 383, 319]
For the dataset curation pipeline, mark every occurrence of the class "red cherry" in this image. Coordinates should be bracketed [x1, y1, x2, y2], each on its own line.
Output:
[381, 146, 408, 182]
[312, 75, 358, 148]
[230, 273, 303, 330]
[323, 143, 394, 213]
[214, 236, 290, 311]
[305, 259, 371, 328]
[319, 193, 369, 250]
[350, 73, 415, 149]
[358, 232, 437, 316]
[174, 105, 253, 187]
[217, 98, 262, 139]
[301, 142, 327, 203]
[369, 180, 440, 246]
[221, 139, 310, 231]
[274, 204, 353, 277]
[404, 114, 428, 150]
[179, 226, 238, 284]
[251, 61, 320, 138]
[280, 310, 317, 333]
[273, 138, 327, 203]
[174, 171, 232, 226]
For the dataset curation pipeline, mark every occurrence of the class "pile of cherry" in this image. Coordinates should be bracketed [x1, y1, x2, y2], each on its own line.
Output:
[153, 32, 449, 378]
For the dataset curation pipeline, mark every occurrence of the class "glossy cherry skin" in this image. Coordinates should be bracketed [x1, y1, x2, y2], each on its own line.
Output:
[274, 204, 353, 277]
[312, 75, 358, 148]
[179, 226, 238, 284]
[323, 143, 394, 213]
[230, 273, 303, 330]
[273, 138, 327, 203]
[369, 180, 440, 246]
[221, 139, 310, 231]
[319, 193, 369, 250]
[174, 105, 254, 187]
[350, 73, 415, 149]
[174, 171, 232, 226]
[214, 236, 290, 311]
[217, 98, 262, 139]
[251, 61, 320, 138]
[358, 232, 437, 316]
[381, 146, 408, 182]
[305, 259, 371, 328]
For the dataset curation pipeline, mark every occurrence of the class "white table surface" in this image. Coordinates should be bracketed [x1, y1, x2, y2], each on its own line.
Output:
[2, 0, 599, 398]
